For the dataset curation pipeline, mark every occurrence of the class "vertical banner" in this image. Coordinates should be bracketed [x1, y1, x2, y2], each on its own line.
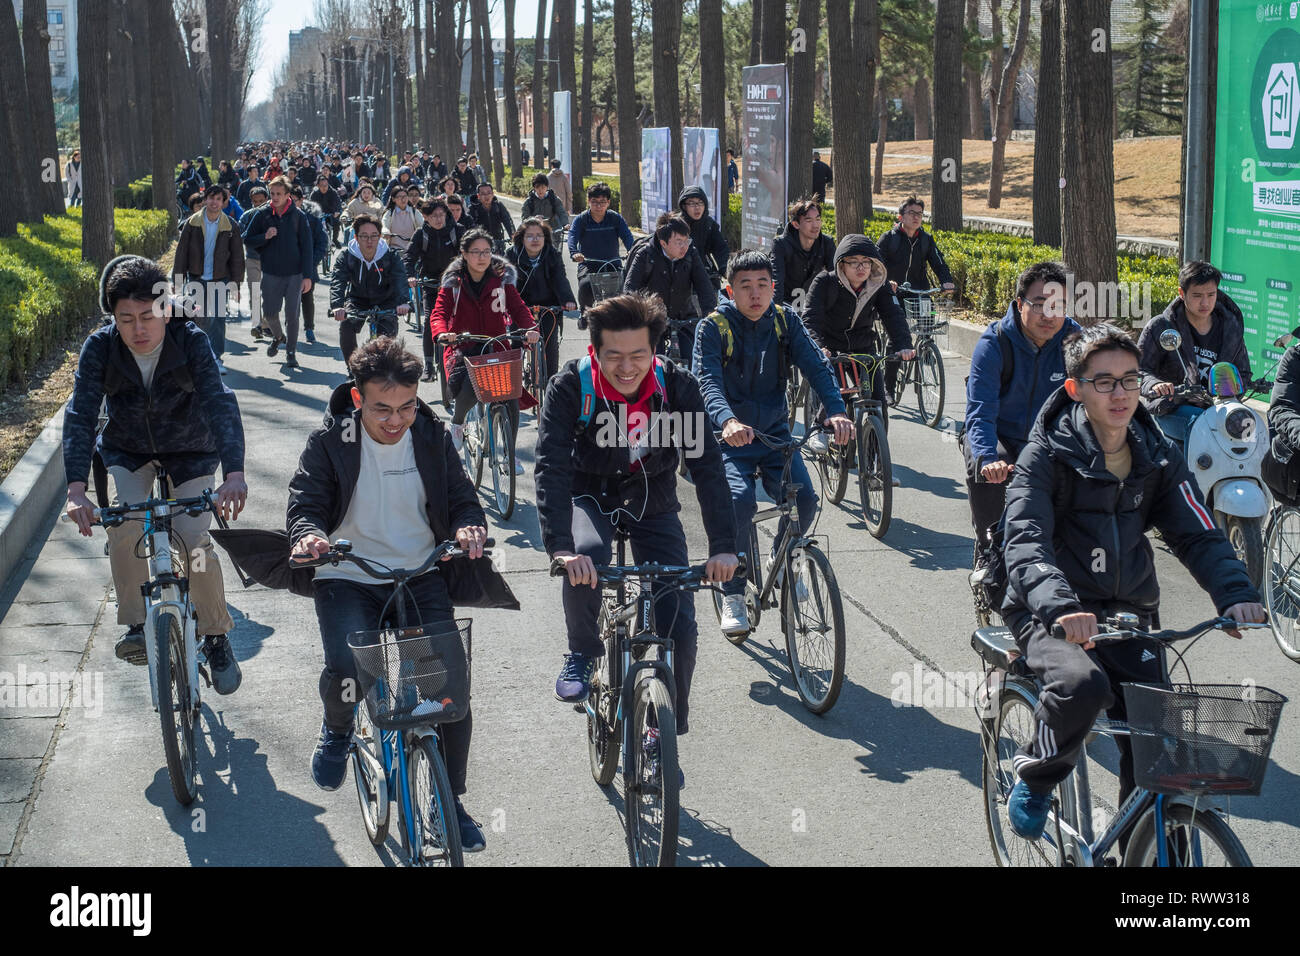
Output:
[683, 127, 723, 220]
[553, 90, 573, 196]
[1210, 3, 1300, 376]
[741, 63, 789, 252]
[640, 127, 672, 233]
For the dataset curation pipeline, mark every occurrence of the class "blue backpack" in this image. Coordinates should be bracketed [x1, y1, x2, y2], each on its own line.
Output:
[575, 353, 668, 429]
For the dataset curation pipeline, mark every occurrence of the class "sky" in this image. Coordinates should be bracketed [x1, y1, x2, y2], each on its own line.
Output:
[252, 0, 553, 106]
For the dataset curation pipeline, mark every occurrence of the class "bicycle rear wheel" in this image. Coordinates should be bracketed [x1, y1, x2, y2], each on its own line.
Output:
[858, 412, 892, 538]
[462, 404, 486, 489]
[405, 735, 464, 867]
[154, 610, 198, 805]
[888, 359, 908, 409]
[588, 602, 621, 786]
[625, 677, 679, 867]
[1123, 803, 1251, 867]
[489, 404, 516, 519]
[781, 545, 846, 714]
[351, 704, 389, 845]
[916, 340, 946, 428]
[804, 394, 849, 503]
[983, 684, 1062, 867]
[1265, 507, 1300, 661]
[786, 374, 806, 431]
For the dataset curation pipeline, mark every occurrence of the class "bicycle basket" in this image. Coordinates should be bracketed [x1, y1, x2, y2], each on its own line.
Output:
[347, 619, 472, 730]
[464, 348, 524, 403]
[904, 295, 950, 337]
[589, 272, 622, 301]
[1122, 683, 1286, 796]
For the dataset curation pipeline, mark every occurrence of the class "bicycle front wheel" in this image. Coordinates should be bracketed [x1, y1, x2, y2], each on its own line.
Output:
[154, 611, 198, 805]
[351, 703, 389, 845]
[983, 684, 1062, 867]
[488, 404, 516, 519]
[781, 545, 846, 714]
[588, 601, 621, 786]
[888, 359, 908, 408]
[462, 404, 485, 489]
[406, 735, 464, 867]
[858, 412, 893, 538]
[625, 678, 679, 867]
[1265, 506, 1300, 661]
[916, 341, 946, 428]
[1123, 803, 1252, 867]
[805, 393, 849, 503]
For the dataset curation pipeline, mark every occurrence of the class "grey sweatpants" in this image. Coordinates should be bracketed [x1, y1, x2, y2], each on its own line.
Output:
[260, 272, 302, 350]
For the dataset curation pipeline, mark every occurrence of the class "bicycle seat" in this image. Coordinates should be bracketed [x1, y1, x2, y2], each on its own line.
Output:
[971, 626, 1020, 669]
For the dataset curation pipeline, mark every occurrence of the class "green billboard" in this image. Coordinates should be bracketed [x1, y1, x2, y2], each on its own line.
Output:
[1210, 1, 1300, 377]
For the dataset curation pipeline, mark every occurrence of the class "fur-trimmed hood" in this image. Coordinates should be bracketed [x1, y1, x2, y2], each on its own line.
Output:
[439, 253, 517, 289]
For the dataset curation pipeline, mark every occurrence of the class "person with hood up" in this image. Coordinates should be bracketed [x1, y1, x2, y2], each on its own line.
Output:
[406, 197, 464, 382]
[506, 216, 577, 396]
[676, 185, 730, 284]
[343, 181, 384, 240]
[770, 198, 836, 309]
[622, 213, 718, 359]
[328, 213, 410, 364]
[381, 185, 423, 253]
[381, 165, 419, 204]
[521, 173, 569, 247]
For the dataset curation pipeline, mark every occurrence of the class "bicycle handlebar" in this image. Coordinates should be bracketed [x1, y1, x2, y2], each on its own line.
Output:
[897, 283, 949, 298]
[714, 423, 831, 451]
[291, 537, 497, 580]
[61, 492, 216, 527]
[548, 555, 748, 586]
[1051, 616, 1271, 644]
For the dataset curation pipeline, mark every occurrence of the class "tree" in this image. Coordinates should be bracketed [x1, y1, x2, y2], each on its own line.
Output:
[760, 0, 785, 63]
[787, 0, 820, 202]
[148, 0, 176, 226]
[434, 0, 462, 155]
[578, 0, 594, 185]
[0, 1, 39, 225]
[699, 0, 726, 135]
[963, 0, 981, 137]
[1116, 0, 1184, 135]
[613, 0, 640, 219]
[826, 0, 878, 240]
[206, 0, 233, 163]
[651, 0, 683, 202]
[931, 0, 963, 230]
[533, 0, 549, 160]
[79, 0, 115, 265]
[1032, 0, 1062, 246]
[473, 0, 503, 185]
[750, 0, 762, 65]
[504, 0, 523, 177]
[913, 76, 931, 139]
[23, 0, 66, 217]
[1061, 0, 1118, 301]
[987, 0, 1030, 208]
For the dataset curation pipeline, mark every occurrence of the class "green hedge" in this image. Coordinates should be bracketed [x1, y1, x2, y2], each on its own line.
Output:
[114, 158, 218, 210]
[0, 208, 172, 387]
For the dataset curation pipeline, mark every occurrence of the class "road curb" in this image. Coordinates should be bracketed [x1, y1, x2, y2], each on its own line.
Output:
[0, 402, 67, 590]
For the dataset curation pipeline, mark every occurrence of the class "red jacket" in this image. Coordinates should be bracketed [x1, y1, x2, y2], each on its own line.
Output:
[431, 255, 538, 408]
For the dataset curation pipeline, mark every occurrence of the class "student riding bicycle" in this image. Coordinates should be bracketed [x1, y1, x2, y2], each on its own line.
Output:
[506, 216, 577, 397]
[405, 197, 463, 383]
[1000, 322, 1265, 840]
[567, 181, 636, 317]
[62, 256, 248, 694]
[692, 250, 853, 636]
[287, 337, 492, 851]
[622, 213, 718, 360]
[328, 213, 410, 364]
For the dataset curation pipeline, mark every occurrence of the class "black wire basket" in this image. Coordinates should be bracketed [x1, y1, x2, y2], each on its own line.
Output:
[347, 619, 472, 730]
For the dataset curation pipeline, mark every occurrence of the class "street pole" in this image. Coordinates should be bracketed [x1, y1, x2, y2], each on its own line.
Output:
[1182, 0, 1210, 261]
[360, 46, 369, 147]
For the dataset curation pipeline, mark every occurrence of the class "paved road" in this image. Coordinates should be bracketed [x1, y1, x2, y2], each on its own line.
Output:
[3, 218, 1297, 866]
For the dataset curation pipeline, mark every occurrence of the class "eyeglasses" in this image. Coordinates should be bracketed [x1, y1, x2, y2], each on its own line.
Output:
[1077, 373, 1142, 393]
[1022, 298, 1061, 315]
[465, 248, 492, 257]
[367, 401, 418, 422]
[356, 233, 381, 241]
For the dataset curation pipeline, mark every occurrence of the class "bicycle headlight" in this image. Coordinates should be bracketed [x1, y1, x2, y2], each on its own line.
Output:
[1224, 408, 1255, 441]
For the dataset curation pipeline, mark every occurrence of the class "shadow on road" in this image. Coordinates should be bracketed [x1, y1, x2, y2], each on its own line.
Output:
[839, 513, 973, 571]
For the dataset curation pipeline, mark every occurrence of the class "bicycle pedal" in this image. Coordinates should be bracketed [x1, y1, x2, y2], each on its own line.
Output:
[197, 663, 212, 689]
[572, 703, 586, 714]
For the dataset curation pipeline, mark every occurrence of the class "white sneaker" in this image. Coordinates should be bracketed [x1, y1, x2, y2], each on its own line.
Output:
[719, 594, 749, 636]
[450, 423, 465, 451]
[806, 431, 829, 455]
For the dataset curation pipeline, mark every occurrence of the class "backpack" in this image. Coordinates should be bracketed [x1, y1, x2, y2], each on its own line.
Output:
[708, 304, 794, 384]
[575, 353, 668, 429]
[619, 234, 655, 286]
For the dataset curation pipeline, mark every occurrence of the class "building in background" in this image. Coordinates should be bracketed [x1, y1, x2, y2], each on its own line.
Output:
[11, 0, 78, 92]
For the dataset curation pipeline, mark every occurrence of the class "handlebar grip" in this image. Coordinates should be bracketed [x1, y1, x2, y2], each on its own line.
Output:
[549, 557, 568, 577]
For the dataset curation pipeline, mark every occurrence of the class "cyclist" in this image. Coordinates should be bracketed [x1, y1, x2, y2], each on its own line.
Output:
[344, 181, 384, 229]
[877, 196, 954, 295]
[521, 172, 569, 247]
[328, 214, 410, 364]
[1265, 340, 1300, 502]
[770, 198, 835, 310]
[453, 156, 478, 197]
[693, 250, 854, 635]
[445, 192, 470, 236]
[506, 216, 577, 396]
[469, 182, 515, 253]
[309, 173, 343, 253]
[381, 164, 420, 205]
[63, 255, 247, 694]
[567, 181, 636, 319]
[1000, 322, 1265, 839]
[382, 185, 423, 253]
[405, 197, 462, 383]
[287, 337, 491, 851]
[961, 261, 1080, 556]
[429, 228, 539, 468]
[623, 213, 718, 359]
[535, 293, 739, 784]
[802, 235, 914, 458]
[676, 186, 730, 287]
[1137, 261, 1252, 446]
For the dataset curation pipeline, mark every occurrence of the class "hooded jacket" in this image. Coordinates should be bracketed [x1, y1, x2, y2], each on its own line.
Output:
[382, 202, 424, 251]
[622, 239, 718, 322]
[521, 188, 569, 230]
[1002, 386, 1259, 635]
[328, 237, 408, 313]
[963, 304, 1083, 469]
[770, 220, 837, 306]
[1268, 345, 1300, 465]
[876, 223, 954, 290]
[404, 219, 462, 285]
[1137, 292, 1252, 417]
[676, 186, 730, 277]
[469, 197, 516, 242]
[380, 166, 420, 204]
[309, 185, 342, 218]
[506, 242, 576, 308]
[567, 209, 636, 267]
[174, 209, 246, 283]
[802, 235, 911, 356]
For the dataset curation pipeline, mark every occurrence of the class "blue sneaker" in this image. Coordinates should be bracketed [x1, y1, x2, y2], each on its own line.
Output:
[1007, 779, 1053, 839]
[304, 328, 317, 344]
[554, 652, 597, 702]
[454, 798, 486, 852]
[311, 722, 352, 791]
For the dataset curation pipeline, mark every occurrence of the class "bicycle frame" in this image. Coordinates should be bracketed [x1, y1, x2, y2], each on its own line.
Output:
[747, 453, 812, 611]
[138, 488, 201, 714]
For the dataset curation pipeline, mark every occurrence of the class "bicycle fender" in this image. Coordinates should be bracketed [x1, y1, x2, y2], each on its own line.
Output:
[1211, 479, 1270, 518]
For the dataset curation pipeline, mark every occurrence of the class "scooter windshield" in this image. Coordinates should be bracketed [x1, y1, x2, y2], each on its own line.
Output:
[1207, 362, 1243, 398]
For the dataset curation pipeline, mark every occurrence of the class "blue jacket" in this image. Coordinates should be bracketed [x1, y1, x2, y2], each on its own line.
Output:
[222, 196, 245, 221]
[238, 205, 263, 261]
[964, 303, 1082, 469]
[241, 200, 313, 278]
[693, 300, 846, 436]
[567, 210, 635, 266]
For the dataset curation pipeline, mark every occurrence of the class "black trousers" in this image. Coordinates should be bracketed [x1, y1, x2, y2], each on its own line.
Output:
[339, 312, 399, 365]
[960, 432, 1022, 550]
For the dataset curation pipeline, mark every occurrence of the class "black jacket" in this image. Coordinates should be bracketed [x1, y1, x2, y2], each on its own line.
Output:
[453, 167, 478, 194]
[770, 221, 836, 306]
[876, 223, 953, 290]
[404, 221, 462, 284]
[470, 198, 515, 241]
[234, 176, 263, 210]
[1137, 292, 1252, 416]
[506, 243, 576, 307]
[309, 186, 342, 218]
[622, 241, 718, 321]
[287, 382, 485, 555]
[802, 235, 911, 355]
[534, 356, 738, 557]
[1003, 387, 1259, 634]
[811, 159, 833, 199]
[328, 244, 409, 312]
[1269, 344, 1300, 464]
[676, 186, 730, 277]
[521, 189, 568, 230]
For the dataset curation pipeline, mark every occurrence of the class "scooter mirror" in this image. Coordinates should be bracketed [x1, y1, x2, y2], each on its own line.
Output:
[1274, 327, 1300, 348]
[1159, 329, 1182, 352]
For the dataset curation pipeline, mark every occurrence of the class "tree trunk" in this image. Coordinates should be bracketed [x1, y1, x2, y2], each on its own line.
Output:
[787, 0, 819, 202]
[0, 1, 39, 225]
[474, 0, 504, 186]
[533, 0, 548, 161]
[148, 0, 176, 225]
[932, 0, 964, 230]
[826, 0, 877, 240]
[913, 75, 931, 141]
[80, 0, 115, 265]
[413, 0, 426, 144]
[1061, 0, 1117, 304]
[873, 84, 888, 194]
[699, 0, 726, 135]
[1032, 0, 1062, 246]
[760, 0, 785, 63]
[22, 0, 64, 217]
[651, 0, 683, 203]
[579, 0, 594, 183]
[126, 0, 152, 177]
[434, 0, 460, 156]
[468, 0, 484, 156]
[750, 0, 762, 65]
[964, 0, 981, 137]
[206, 0, 231, 163]
[613, 0, 640, 219]
[987, 0, 1030, 207]
[504, 0, 522, 177]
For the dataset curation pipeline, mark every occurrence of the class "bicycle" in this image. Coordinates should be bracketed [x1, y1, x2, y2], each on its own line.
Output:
[528, 304, 565, 413]
[888, 284, 951, 428]
[974, 614, 1284, 866]
[415, 278, 452, 410]
[293, 538, 483, 867]
[348, 305, 407, 345]
[550, 530, 738, 866]
[577, 257, 624, 330]
[62, 467, 232, 805]
[663, 317, 703, 478]
[803, 351, 898, 538]
[711, 425, 846, 714]
[1263, 499, 1300, 662]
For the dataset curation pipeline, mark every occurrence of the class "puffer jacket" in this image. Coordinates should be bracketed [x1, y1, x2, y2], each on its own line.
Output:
[876, 222, 954, 290]
[404, 220, 461, 285]
[506, 242, 576, 307]
[328, 238, 408, 313]
[521, 189, 568, 232]
[1137, 292, 1252, 417]
[802, 234, 911, 356]
[1002, 386, 1259, 634]
[676, 185, 730, 277]
[298, 199, 330, 283]
[622, 240, 718, 321]
[770, 219, 836, 306]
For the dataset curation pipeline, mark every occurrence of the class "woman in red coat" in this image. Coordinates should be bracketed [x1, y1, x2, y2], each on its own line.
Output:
[431, 227, 539, 470]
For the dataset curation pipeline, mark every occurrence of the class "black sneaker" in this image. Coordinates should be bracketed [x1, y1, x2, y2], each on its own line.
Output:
[421, 360, 435, 382]
[250, 326, 265, 340]
[311, 722, 352, 791]
[115, 624, 147, 665]
[201, 634, 242, 695]
[267, 336, 285, 357]
[304, 328, 317, 344]
[577, 312, 589, 331]
[285, 351, 299, 368]
[454, 798, 486, 852]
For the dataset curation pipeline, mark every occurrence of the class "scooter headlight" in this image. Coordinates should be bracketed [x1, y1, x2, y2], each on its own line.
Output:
[1225, 408, 1256, 441]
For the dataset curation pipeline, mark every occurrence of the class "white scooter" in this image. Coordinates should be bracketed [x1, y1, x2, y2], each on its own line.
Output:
[1158, 329, 1272, 587]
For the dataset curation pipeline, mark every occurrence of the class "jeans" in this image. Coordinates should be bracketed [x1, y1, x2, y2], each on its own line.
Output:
[312, 573, 473, 795]
[721, 441, 818, 596]
[186, 277, 228, 360]
[1155, 404, 1203, 447]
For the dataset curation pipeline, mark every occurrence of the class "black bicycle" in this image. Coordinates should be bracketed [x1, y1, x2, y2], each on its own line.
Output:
[416, 278, 453, 410]
[664, 316, 703, 478]
[349, 305, 408, 344]
[577, 257, 623, 330]
[888, 284, 950, 428]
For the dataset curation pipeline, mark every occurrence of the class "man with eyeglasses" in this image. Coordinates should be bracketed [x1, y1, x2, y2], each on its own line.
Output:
[328, 213, 410, 364]
[960, 261, 1081, 556]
